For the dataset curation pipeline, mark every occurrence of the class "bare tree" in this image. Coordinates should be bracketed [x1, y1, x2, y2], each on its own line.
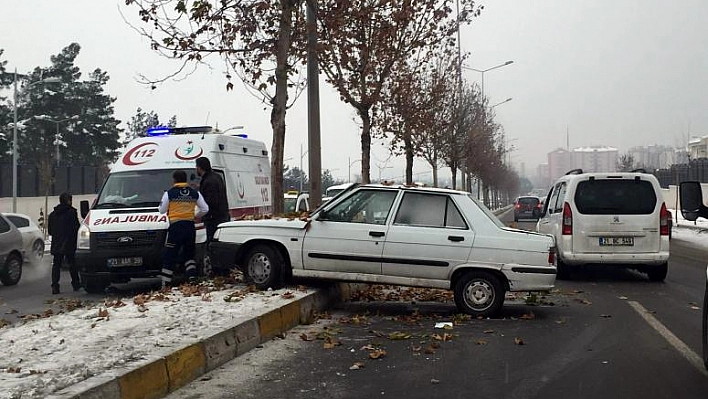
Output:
[316, 0, 482, 184]
[124, 0, 309, 213]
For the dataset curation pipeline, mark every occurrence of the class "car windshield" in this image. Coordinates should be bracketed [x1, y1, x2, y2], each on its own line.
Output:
[574, 179, 657, 214]
[95, 169, 200, 209]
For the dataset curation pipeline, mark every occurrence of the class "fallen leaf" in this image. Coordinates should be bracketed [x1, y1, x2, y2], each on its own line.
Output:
[300, 333, 315, 341]
[297, 285, 308, 293]
[433, 333, 453, 342]
[483, 329, 495, 334]
[368, 349, 387, 359]
[520, 312, 535, 320]
[555, 318, 567, 324]
[424, 345, 436, 354]
[476, 339, 488, 345]
[411, 345, 422, 353]
[576, 298, 592, 305]
[133, 295, 146, 306]
[431, 378, 440, 384]
[97, 308, 109, 318]
[349, 361, 365, 370]
[360, 344, 376, 351]
[323, 337, 341, 349]
[281, 291, 295, 299]
[389, 331, 411, 340]
[514, 337, 525, 346]
[90, 323, 97, 329]
[618, 296, 628, 300]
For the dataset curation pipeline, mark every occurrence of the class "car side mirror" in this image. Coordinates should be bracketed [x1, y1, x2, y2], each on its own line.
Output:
[679, 181, 708, 221]
[80, 200, 90, 219]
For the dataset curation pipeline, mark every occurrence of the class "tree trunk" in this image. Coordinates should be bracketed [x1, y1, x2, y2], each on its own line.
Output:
[432, 164, 438, 187]
[269, 1, 295, 215]
[404, 131, 413, 185]
[450, 162, 457, 190]
[359, 107, 372, 184]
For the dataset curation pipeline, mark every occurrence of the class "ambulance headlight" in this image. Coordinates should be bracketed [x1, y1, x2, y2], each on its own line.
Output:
[77, 224, 91, 249]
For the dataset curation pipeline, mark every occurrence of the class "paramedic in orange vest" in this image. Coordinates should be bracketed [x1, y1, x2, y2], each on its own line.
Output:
[158, 170, 209, 287]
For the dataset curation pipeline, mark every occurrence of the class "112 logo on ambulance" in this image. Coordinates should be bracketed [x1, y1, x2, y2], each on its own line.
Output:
[122, 142, 159, 166]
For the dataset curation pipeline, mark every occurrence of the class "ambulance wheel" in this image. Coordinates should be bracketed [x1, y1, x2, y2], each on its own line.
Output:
[245, 244, 283, 290]
[84, 278, 109, 294]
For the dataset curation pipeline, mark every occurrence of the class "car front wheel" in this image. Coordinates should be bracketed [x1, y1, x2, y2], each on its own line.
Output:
[245, 244, 284, 290]
[83, 277, 109, 294]
[0, 253, 23, 286]
[454, 271, 505, 317]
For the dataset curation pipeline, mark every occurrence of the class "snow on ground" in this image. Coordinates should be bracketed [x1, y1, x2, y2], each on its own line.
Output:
[0, 283, 309, 399]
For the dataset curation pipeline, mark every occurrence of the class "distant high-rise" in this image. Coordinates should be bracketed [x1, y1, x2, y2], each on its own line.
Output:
[628, 145, 677, 169]
[545, 146, 618, 183]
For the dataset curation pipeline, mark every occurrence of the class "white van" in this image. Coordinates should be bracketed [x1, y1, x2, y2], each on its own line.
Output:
[284, 191, 309, 213]
[76, 126, 271, 293]
[536, 169, 670, 281]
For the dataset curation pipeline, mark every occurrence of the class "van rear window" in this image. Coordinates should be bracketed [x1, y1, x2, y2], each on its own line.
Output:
[517, 197, 539, 205]
[574, 180, 657, 215]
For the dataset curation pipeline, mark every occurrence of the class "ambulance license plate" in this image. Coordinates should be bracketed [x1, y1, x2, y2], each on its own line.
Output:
[599, 237, 634, 246]
[107, 257, 143, 267]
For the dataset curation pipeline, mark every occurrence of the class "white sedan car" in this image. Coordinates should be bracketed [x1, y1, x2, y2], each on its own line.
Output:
[5, 213, 44, 263]
[210, 184, 557, 317]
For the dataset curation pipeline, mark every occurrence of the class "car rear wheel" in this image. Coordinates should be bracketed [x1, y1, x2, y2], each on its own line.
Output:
[556, 259, 571, 280]
[647, 263, 668, 282]
[31, 239, 44, 262]
[454, 271, 504, 317]
[0, 253, 23, 286]
[245, 244, 283, 290]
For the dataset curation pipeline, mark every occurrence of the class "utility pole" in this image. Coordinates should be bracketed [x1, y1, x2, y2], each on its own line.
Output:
[306, 0, 322, 207]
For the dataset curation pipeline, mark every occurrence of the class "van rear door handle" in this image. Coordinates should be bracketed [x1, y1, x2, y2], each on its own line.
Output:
[369, 231, 385, 237]
[448, 235, 464, 242]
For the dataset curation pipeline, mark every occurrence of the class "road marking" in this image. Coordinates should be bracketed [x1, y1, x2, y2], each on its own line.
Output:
[628, 300, 708, 377]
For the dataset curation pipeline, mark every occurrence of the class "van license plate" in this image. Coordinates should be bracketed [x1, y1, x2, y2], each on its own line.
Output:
[107, 257, 143, 267]
[599, 237, 634, 246]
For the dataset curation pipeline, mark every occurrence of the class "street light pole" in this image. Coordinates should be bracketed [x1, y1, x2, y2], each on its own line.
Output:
[462, 60, 514, 100]
[491, 97, 513, 110]
[348, 157, 361, 183]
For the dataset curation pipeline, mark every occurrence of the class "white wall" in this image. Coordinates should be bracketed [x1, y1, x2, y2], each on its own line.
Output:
[0, 195, 96, 225]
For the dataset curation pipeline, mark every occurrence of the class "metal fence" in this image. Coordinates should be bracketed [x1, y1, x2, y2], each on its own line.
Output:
[0, 163, 109, 197]
[653, 158, 708, 188]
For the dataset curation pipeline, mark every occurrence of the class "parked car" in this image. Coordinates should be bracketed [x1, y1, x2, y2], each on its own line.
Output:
[4, 213, 44, 262]
[209, 184, 557, 317]
[0, 213, 24, 286]
[513, 196, 542, 221]
[284, 191, 310, 213]
[537, 169, 670, 281]
[677, 181, 708, 370]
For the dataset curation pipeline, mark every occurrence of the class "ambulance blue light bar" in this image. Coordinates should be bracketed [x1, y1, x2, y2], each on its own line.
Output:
[147, 126, 213, 136]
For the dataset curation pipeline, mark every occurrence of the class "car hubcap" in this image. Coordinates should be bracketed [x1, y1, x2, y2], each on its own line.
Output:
[464, 280, 494, 311]
[33, 241, 44, 259]
[248, 253, 271, 284]
[7, 259, 21, 282]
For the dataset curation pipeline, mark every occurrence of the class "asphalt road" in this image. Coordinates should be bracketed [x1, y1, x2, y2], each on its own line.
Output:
[165, 210, 708, 399]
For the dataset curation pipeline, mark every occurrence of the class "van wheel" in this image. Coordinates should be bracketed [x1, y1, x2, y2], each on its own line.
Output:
[0, 254, 22, 286]
[556, 259, 571, 280]
[84, 278, 109, 294]
[647, 263, 668, 282]
[245, 244, 283, 290]
[454, 271, 505, 317]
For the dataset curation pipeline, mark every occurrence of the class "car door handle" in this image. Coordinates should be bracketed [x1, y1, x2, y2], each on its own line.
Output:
[369, 231, 385, 238]
[448, 235, 464, 242]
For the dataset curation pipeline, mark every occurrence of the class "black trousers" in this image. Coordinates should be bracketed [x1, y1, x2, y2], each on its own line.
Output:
[204, 217, 229, 244]
[52, 252, 80, 288]
[162, 221, 196, 283]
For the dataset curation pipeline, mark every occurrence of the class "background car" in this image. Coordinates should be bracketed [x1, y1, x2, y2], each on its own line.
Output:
[513, 196, 541, 221]
[0, 213, 24, 286]
[4, 213, 44, 263]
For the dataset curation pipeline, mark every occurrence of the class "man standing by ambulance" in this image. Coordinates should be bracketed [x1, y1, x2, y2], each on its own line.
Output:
[159, 170, 209, 287]
[196, 157, 229, 243]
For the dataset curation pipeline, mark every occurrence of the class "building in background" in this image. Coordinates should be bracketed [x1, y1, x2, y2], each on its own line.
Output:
[547, 148, 572, 183]
[571, 146, 618, 173]
[687, 135, 708, 160]
[628, 145, 679, 170]
[535, 163, 550, 188]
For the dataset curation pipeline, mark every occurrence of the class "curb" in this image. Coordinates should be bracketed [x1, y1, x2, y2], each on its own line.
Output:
[46, 283, 357, 399]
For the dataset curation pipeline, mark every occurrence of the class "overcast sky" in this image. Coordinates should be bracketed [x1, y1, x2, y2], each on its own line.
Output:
[3, 0, 708, 183]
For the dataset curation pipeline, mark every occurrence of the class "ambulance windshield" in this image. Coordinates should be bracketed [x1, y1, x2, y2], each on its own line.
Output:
[95, 169, 200, 209]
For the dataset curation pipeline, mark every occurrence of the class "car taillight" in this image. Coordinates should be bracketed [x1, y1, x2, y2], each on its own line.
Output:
[548, 247, 556, 265]
[515, 203, 521, 209]
[660, 202, 669, 236]
[562, 202, 572, 235]
[536, 203, 542, 209]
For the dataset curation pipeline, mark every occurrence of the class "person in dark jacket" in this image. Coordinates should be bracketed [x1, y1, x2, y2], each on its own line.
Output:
[196, 157, 230, 243]
[48, 192, 81, 294]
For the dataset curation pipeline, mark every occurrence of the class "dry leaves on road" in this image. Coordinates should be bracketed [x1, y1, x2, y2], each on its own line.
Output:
[323, 336, 341, 349]
[388, 331, 412, 340]
[368, 348, 387, 359]
[432, 333, 453, 342]
[514, 337, 525, 346]
[349, 361, 366, 370]
[476, 339, 488, 345]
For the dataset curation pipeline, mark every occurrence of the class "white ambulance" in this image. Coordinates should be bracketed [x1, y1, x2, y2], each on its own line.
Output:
[76, 126, 271, 293]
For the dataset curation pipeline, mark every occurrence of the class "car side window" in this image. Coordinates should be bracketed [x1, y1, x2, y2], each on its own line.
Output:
[0, 216, 10, 234]
[541, 187, 554, 216]
[394, 193, 467, 229]
[553, 183, 567, 213]
[322, 189, 397, 225]
[547, 185, 560, 214]
[7, 216, 29, 228]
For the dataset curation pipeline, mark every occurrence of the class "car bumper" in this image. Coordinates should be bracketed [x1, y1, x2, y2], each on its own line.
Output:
[502, 264, 556, 291]
[208, 241, 242, 270]
[560, 251, 670, 266]
[75, 247, 163, 279]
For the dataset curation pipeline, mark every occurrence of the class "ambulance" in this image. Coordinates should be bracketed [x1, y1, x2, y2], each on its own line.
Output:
[76, 126, 271, 293]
